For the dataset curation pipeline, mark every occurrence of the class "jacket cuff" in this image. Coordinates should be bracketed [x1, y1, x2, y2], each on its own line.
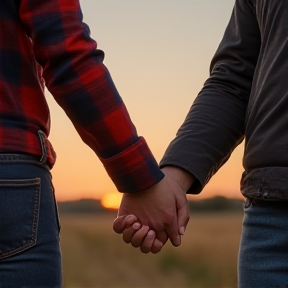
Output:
[100, 137, 165, 193]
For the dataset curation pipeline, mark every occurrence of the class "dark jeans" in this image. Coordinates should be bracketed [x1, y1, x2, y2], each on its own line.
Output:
[238, 199, 288, 288]
[0, 154, 62, 288]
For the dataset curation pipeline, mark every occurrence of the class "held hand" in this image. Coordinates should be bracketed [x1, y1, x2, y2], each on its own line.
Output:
[114, 215, 164, 253]
[113, 173, 190, 252]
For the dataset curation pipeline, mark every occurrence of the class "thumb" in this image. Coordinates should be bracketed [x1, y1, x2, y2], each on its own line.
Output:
[177, 195, 190, 236]
[113, 214, 137, 234]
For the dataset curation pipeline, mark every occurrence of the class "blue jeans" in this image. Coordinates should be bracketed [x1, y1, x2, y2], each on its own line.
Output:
[0, 154, 62, 288]
[238, 199, 288, 288]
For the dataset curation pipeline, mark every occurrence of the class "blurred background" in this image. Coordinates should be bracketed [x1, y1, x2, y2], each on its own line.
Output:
[59, 199, 243, 288]
[46, 0, 245, 287]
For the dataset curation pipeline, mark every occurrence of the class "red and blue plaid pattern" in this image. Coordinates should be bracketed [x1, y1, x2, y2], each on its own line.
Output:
[0, 0, 164, 192]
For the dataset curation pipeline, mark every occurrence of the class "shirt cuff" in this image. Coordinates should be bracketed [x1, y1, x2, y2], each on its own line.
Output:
[100, 137, 165, 193]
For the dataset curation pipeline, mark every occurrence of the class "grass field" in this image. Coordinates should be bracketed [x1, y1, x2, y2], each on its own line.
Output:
[60, 211, 243, 288]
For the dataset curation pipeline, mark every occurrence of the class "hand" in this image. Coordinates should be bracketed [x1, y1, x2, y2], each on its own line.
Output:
[113, 172, 190, 253]
[115, 215, 164, 254]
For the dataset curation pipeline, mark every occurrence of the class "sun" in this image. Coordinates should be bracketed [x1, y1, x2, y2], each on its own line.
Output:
[101, 192, 122, 210]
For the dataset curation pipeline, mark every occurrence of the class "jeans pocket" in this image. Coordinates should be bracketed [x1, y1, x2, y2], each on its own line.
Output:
[0, 178, 41, 260]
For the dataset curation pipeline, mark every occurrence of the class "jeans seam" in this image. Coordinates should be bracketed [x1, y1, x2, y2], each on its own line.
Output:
[0, 178, 40, 187]
[31, 182, 40, 242]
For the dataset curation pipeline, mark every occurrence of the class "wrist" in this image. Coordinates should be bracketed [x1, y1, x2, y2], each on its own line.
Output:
[161, 166, 194, 193]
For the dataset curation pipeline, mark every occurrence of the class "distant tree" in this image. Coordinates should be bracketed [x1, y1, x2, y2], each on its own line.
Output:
[188, 196, 244, 213]
[58, 199, 107, 214]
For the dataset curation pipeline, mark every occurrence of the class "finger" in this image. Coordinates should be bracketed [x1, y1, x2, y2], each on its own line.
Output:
[123, 222, 141, 243]
[140, 230, 157, 254]
[130, 225, 150, 248]
[166, 191, 190, 246]
[177, 200, 190, 236]
[123, 214, 139, 227]
[151, 238, 164, 254]
[155, 230, 168, 246]
[165, 211, 181, 247]
[113, 215, 137, 234]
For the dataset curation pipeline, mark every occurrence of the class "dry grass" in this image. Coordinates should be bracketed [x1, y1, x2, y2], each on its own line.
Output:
[60, 212, 243, 288]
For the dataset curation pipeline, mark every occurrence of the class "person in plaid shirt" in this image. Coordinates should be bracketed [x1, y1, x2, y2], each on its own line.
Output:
[0, 0, 190, 286]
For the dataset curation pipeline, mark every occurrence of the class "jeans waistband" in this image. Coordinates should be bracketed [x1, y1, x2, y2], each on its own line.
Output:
[0, 153, 50, 169]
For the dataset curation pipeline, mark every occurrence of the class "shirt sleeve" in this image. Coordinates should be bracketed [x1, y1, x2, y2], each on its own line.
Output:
[160, 0, 261, 194]
[18, 0, 164, 193]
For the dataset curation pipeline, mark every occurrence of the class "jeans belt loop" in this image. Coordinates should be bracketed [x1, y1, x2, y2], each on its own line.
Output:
[37, 130, 48, 164]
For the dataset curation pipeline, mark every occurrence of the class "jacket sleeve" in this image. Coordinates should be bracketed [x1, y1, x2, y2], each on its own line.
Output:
[160, 0, 261, 194]
[18, 0, 164, 193]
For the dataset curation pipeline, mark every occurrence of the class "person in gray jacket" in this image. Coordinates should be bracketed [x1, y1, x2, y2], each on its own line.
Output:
[114, 0, 288, 287]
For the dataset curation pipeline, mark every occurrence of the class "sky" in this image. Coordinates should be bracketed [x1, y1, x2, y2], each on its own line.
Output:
[45, 0, 244, 203]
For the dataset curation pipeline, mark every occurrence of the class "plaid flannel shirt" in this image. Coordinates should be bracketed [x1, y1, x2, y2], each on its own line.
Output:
[0, 0, 164, 193]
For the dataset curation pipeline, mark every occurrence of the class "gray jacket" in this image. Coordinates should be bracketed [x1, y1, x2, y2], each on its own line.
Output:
[160, 0, 288, 200]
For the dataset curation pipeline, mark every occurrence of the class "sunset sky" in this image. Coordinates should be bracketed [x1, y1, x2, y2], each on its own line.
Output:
[46, 0, 244, 203]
